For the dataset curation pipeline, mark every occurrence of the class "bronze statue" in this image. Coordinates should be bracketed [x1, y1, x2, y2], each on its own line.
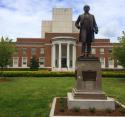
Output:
[75, 5, 98, 56]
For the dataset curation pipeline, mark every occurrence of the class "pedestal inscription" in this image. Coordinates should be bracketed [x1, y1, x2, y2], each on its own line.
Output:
[74, 56, 102, 92]
[82, 71, 96, 81]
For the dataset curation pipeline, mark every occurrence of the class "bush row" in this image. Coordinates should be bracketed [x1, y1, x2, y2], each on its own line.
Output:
[0, 70, 125, 78]
[1, 68, 125, 72]
[0, 71, 74, 77]
[0, 68, 49, 71]
[102, 71, 125, 78]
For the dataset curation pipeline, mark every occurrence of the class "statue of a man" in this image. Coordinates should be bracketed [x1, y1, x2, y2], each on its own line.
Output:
[75, 5, 98, 56]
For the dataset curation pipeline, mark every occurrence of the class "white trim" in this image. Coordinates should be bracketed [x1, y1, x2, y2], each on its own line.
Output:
[67, 43, 70, 69]
[91, 48, 96, 54]
[13, 57, 19, 67]
[40, 48, 45, 55]
[22, 57, 27, 68]
[39, 57, 45, 67]
[52, 36, 76, 41]
[99, 48, 105, 54]
[52, 44, 55, 68]
[59, 43, 61, 69]
[100, 57, 105, 68]
[72, 44, 76, 69]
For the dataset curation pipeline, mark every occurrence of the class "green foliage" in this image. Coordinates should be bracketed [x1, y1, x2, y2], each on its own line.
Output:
[29, 56, 39, 70]
[0, 71, 75, 77]
[59, 97, 66, 112]
[115, 102, 121, 108]
[1, 70, 125, 77]
[59, 97, 65, 104]
[102, 71, 125, 78]
[112, 31, 125, 67]
[72, 107, 80, 112]
[0, 37, 16, 68]
[105, 108, 113, 113]
[89, 107, 96, 113]
[0, 68, 49, 71]
[119, 108, 125, 115]
[60, 106, 65, 112]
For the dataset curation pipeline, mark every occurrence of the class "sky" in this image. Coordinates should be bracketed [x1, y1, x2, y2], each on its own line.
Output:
[0, 0, 125, 42]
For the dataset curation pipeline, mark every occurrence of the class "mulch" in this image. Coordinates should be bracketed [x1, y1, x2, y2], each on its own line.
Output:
[54, 98, 125, 116]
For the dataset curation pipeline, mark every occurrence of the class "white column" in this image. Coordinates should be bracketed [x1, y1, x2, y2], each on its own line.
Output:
[67, 43, 70, 70]
[72, 44, 76, 69]
[52, 44, 55, 68]
[59, 43, 61, 69]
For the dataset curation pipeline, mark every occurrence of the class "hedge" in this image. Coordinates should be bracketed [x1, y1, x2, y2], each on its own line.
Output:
[0, 71, 74, 77]
[0, 70, 125, 78]
[102, 71, 125, 78]
[0, 68, 49, 71]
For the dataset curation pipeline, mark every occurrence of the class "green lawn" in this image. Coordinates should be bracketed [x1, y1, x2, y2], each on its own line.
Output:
[0, 77, 125, 117]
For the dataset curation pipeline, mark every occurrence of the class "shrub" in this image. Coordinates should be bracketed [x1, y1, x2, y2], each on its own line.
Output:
[60, 106, 65, 112]
[89, 107, 96, 113]
[29, 56, 39, 70]
[0, 68, 48, 71]
[0, 70, 125, 78]
[115, 102, 121, 108]
[59, 97, 65, 104]
[105, 108, 113, 113]
[72, 107, 80, 112]
[120, 108, 125, 115]
[0, 71, 75, 77]
[59, 97, 65, 112]
[102, 71, 125, 78]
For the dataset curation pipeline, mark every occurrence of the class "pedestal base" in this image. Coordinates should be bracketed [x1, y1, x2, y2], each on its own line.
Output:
[67, 93, 115, 110]
[72, 88, 107, 99]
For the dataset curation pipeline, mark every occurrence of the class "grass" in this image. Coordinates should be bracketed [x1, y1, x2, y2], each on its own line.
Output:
[0, 77, 125, 117]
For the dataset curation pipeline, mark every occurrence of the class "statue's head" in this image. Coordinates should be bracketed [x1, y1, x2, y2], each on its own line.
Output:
[83, 5, 90, 13]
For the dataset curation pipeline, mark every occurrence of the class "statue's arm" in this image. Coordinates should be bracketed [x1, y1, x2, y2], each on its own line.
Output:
[75, 15, 80, 29]
[93, 15, 98, 34]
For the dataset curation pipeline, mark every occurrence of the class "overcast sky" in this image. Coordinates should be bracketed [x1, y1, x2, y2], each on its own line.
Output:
[0, 0, 125, 42]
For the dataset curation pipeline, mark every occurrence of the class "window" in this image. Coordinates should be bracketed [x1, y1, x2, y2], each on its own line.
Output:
[22, 57, 27, 67]
[13, 57, 18, 67]
[40, 48, 45, 55]
[22, 48, 27, 56]
[100, 48, 104, 54]
[100, 57, 105, 66]
[39, 57, 45, 67]
[31, 48, 36, 55]
[91, 48, 96, 54]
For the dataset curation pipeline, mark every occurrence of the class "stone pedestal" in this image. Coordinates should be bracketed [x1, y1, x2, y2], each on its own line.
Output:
[67, 56, 115, 110]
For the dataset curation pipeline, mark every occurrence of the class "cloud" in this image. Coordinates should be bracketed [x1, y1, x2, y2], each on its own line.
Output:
[0, 0, 125, 42]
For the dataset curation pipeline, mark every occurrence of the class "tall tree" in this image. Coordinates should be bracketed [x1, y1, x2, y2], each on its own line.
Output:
[112, 31, 125, 67]
[0, 37, 16, 69]
[29, 56, 39, 70]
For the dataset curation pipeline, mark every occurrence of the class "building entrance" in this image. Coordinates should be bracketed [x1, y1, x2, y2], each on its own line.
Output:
[61, 58, 67, 68]
[51, 37, 76, 71]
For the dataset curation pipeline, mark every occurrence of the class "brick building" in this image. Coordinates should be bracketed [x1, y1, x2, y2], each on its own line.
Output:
[12, 8, 123, 71]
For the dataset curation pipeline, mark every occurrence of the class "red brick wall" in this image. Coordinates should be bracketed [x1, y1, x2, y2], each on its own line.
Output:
[15, 33, 117, 69]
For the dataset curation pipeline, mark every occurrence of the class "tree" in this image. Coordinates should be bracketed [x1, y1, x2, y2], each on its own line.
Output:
[112, 31, 125, 67]
[29, 56, 39, 70]
[0, 37, 16, 69]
